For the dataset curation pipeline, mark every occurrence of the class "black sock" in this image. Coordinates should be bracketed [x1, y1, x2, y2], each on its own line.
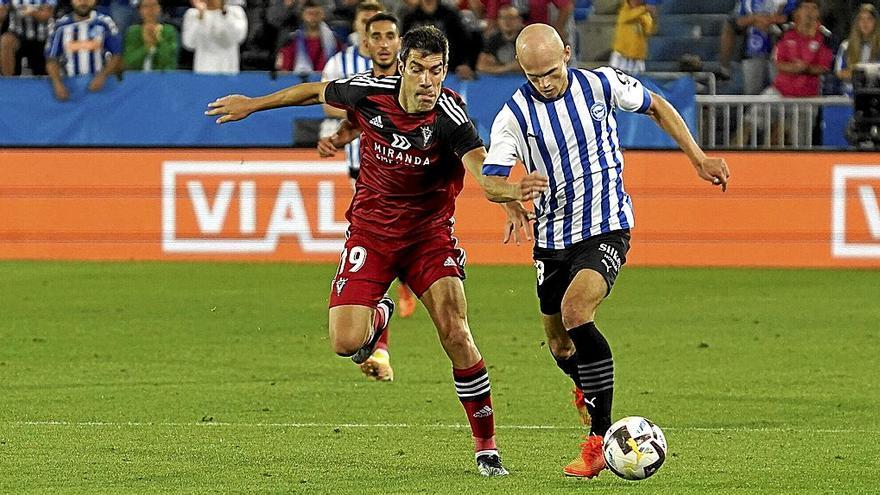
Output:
[567, 322, 613, 437]
[553, 353, 580, 390]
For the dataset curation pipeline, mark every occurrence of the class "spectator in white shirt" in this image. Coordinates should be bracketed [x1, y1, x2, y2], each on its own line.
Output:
[181, 0, 247, 74]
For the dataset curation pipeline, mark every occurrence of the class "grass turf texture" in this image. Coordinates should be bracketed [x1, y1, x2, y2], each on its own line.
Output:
[1, 261, 878, 494]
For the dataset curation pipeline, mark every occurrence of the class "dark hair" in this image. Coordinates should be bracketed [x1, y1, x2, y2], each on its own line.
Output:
[365, 12, 399, 33]
[356, 1, 384, 16]
[399, 25, 448, 65]
[301, 0, 323, 10]
[796, 0, 820, 8]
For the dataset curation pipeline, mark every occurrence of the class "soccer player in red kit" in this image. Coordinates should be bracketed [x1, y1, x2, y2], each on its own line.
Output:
[206, 26, 548, 475]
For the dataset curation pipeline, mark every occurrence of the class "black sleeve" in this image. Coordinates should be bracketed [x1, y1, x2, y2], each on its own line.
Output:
[449, 119, 483, 158]
[439, 93, 484, 158]
[323, 76, 372, 112]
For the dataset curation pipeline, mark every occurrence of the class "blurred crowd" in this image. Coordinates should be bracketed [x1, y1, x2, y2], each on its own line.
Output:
[0, 0, 586, 99]
[716, 0, 880, 98]
[0, 0, 878, 100]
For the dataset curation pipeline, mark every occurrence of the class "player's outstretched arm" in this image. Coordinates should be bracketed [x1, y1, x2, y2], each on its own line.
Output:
[461, 147, 549, 202]
[646, 91, 730, 191]
[205, 80, 331, 124]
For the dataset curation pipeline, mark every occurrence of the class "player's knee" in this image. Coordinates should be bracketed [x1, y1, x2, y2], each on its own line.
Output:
[560, 293, 601, 329]
[440, 326, 475, 354]
[331, 332, 365, 357]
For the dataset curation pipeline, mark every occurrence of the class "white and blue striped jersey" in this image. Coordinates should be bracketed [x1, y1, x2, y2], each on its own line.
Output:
[321, 45, 373, 175]
[483, 67, 652, 250]
[45, 11, 122, 76]
[0, 0, 56, 42]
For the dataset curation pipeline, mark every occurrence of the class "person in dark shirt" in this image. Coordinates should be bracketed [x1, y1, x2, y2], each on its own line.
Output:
[402, 0, 476, 79]
[477, 4, 522, 74]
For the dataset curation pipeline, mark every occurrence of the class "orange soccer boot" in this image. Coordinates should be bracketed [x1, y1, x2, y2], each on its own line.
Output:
[563, 435, 607, 478]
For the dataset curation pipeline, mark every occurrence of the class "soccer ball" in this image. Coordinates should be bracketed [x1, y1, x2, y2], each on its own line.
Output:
[602, 416, 667, 481]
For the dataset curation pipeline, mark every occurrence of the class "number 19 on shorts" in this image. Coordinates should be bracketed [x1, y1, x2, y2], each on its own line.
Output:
[338, 246, 367, 274]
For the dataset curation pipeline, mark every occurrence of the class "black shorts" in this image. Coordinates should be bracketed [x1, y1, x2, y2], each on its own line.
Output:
[533, 229, 631, 315]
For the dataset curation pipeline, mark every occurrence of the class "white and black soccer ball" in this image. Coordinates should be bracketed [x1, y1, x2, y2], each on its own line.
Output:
[602, 416, 667, 481]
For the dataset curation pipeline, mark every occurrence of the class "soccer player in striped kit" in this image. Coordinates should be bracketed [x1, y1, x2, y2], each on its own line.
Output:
[208, 26, 548, 476]
[483, 23, 730, 478]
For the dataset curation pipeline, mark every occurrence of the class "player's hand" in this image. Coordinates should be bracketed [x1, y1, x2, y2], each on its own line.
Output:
[516, 172, 550, 201]
[695, 156, 730, 192]
[317, 136, 338, 157]
[206, 94, 254, 124]
[501, 201, 535, 245]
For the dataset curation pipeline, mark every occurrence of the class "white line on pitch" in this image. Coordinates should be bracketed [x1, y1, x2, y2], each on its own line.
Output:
[6, 421, 879, 434]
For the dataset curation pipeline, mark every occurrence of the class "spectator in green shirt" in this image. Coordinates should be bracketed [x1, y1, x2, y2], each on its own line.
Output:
[123, 0, 178, 71]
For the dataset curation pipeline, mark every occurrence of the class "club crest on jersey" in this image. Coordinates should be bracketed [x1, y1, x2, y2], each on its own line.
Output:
[335, 277, 348, 295]
[391, 134, 412, 150]
[590, 102, 608, 121]
[421, 125, 433, 146]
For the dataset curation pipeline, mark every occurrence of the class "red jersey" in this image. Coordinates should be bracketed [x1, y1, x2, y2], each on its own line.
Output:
[324, 74, 484, 239]
[772, 29, 833, 97]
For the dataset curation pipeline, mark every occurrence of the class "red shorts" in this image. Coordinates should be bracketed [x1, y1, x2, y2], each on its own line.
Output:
[328, 227, 466, 308]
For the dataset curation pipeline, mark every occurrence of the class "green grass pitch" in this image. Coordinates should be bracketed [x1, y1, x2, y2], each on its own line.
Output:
[1, 261, 878, 493]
